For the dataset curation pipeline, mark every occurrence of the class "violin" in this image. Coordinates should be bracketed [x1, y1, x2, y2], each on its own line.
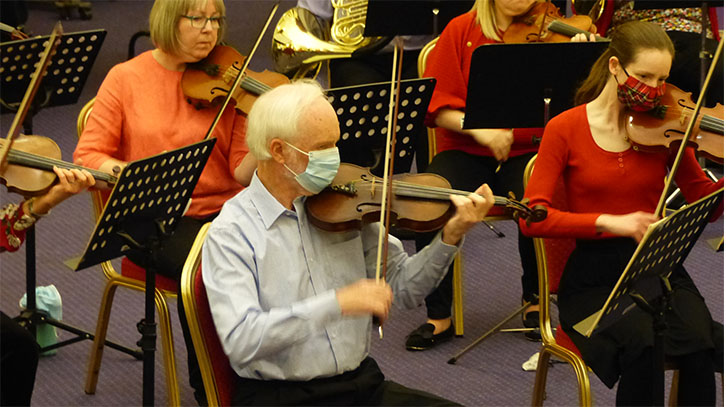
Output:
[182, 45, 290, 114]
[305, 164, 547, 233]
[624, 83, 724, 164]
[0, 135, 117, 196]
[503, 0, 608, 43]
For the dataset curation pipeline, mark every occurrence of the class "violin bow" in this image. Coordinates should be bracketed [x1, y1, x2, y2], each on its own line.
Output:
[372, 37, 405, 339]
[1, 22, 63, 168]
[654, 38, 723, 218]
[203, 1, 280, 140]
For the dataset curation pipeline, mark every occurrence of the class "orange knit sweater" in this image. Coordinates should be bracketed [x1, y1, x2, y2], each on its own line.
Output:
[74, 51, 248, 218]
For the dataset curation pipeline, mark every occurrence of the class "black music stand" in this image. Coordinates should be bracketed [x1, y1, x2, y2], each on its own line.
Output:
[364, 0, 472, 173]
[573, 188, 723, 405]
[327, 78, 435, 176]
[1, 29, 116, 353]
[448, 41, 608, 364]
[71, 139, 216, 406]
[1, 29, 106, 119]
[365, 1, 473, 38]
[464, 41, 608, 130]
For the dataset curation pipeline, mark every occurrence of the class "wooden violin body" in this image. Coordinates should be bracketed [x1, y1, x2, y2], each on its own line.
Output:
[624, 84, 724, 164]
[182, 45, 290, 114]
[503, 0, 603, 43]
[305, 164, 547, 233]
[0, 135, 116, 196]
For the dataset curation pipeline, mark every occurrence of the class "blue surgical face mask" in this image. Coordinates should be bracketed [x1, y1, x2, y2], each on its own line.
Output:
[284, 141, 340, 194]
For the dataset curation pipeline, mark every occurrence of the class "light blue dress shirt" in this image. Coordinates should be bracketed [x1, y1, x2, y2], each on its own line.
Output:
[202, 173, 459, 381]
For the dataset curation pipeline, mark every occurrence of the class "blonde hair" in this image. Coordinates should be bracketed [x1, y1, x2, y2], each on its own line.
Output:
[149, 0, 226, 55]
[246, 80, 328, 160]
[574, 21, 675, 105]
[471, 0, 500, 41]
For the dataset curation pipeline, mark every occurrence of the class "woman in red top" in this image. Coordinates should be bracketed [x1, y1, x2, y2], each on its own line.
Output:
[520, 21, 722, 405]
[73, 0, 255, 403]
[406, 0, 550, 350]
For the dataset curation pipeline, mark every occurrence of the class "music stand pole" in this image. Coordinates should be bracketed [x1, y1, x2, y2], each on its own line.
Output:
[72, 139, 217, 406]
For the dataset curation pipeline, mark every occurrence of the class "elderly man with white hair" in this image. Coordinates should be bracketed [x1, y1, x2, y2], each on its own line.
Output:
[202, 80, 494, 406]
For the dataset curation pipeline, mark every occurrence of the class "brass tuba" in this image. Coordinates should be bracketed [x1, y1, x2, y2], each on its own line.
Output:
[271, 2, 390, 79]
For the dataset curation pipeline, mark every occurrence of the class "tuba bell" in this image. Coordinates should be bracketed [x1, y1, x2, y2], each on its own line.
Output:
[271, 3, 390, 79]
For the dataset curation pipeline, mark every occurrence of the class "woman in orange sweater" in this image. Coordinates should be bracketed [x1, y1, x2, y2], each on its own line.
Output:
[73, 0, 254, 403]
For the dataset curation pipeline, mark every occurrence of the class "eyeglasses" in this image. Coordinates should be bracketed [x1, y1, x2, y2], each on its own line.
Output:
[181, 15, 224, 29]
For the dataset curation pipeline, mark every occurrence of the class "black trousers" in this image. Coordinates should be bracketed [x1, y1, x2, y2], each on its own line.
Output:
[1, 311, 40, 406]
[232, 357, 458, 406]
[125, 214, 216, 406]
[415, 150, 538, 319]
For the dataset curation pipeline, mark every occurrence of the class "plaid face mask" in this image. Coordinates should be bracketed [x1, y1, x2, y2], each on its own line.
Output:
[615, 68, 665, 112]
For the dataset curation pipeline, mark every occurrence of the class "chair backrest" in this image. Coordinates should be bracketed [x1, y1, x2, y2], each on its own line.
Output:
[523, 155, 576, 343]
[417, 37, 439, 164]
[181, 223, 237, 407]
[76, 97, 108, 219]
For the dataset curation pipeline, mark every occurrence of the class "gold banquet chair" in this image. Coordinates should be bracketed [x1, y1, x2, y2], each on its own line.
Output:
[77, 98, 181, 406]
[524, 155, 684, 406]
[418, 37, 518, 336]
[181, 222, 238, 407]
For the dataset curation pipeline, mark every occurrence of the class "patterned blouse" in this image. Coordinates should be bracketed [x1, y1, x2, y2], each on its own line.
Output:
[1, 202, 36, 252]
[609, 1, 714, 38]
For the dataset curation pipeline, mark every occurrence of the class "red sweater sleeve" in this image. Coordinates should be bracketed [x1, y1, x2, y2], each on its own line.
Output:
[519, 108, 600, 238]
[423, 13, 470, 128]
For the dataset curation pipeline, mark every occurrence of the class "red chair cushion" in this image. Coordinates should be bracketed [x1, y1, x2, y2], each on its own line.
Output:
[555, 324, 583, 358]
[194, 264, 237, 406]
[121, 257, 178, 292]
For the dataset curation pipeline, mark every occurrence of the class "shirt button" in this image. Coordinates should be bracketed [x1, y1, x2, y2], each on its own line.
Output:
[618, 158, 623, 162]
[466, 41, 472, 47]
[619, 164, 624, 167]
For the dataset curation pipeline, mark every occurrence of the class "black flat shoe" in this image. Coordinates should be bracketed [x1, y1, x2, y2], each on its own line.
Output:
[405, 323, 454, 351]
[522, 310, 539, 329]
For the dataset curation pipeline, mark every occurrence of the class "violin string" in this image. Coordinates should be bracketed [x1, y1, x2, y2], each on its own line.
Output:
[364, 179, 511, 206]
[221, 64, 272, 95]
[8, 149, 110, 180]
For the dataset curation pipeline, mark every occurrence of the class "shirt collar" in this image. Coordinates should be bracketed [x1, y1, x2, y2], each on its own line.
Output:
[248, 171, 298, 230]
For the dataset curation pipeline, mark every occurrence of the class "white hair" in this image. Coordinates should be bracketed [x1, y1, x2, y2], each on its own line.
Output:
[246, 79, 327, 160]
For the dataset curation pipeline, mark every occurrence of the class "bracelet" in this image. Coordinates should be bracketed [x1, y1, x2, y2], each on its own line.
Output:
[26, 197, 50, 219]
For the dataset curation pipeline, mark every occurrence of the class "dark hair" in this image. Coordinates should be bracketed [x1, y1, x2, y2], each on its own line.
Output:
[574, 21, 675, 105]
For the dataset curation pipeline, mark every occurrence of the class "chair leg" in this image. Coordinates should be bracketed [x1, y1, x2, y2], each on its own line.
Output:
[668, 370, 679, 407]
[154, 291, 180, 407]
[452, 254, 464, 336]
[570, 357, 592, 407]
[532, 349, 551, 406]
[85, 280, 121, 395]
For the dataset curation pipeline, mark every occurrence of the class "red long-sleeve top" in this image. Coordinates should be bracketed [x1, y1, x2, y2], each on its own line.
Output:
[519, 104, 723, 239]
[423, 11, 542, 157]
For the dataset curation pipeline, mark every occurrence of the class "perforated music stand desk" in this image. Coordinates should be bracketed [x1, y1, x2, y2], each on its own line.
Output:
[72, 139, 216, 406]
[327, 77, 435, 176]
[574, 188, 724, 337]
[573, 188, 723, 405]
[463, 41, 608, 130]
[1, 28, 107, 351]
[1, 29, 106, 116]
